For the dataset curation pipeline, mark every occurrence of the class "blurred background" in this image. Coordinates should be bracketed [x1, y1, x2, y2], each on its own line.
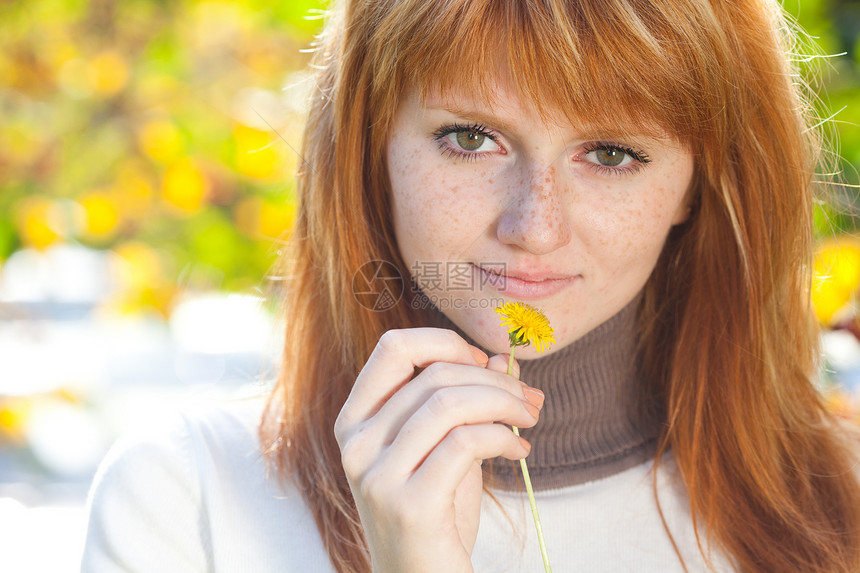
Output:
[1, 0, 860, 570]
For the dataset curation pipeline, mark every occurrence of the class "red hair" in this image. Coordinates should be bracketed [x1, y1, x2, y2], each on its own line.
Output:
[262, 1, 860, 571]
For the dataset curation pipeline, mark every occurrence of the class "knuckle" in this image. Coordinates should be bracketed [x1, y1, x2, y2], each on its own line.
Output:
[357, 476, 375, 503]
[339, 443, 360, 479]
[333, 411, 349, 445]
[425, 387, 460, 419]
[339, 433, 368, 479]
[376, 329, 407, 357]
[420, 361, 450, 385]
[446, 425, 475, 454]
[439, 326, 464, 346]
[358, 467, 386, 503]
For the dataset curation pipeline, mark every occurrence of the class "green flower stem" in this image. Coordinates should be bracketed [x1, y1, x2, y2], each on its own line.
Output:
[508, 347, 552, 573]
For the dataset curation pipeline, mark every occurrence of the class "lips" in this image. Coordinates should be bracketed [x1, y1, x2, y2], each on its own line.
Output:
[472, 264, 576, 300]
[478, 265, 572, 282]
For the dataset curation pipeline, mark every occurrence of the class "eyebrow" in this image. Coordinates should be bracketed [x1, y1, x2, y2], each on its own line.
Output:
[423, 102, 657, 144]
[424, 104, 519, 133]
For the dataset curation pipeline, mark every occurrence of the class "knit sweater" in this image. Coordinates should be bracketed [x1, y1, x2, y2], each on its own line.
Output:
[81, 396, 735, 572]
[82, 295, 739, 571]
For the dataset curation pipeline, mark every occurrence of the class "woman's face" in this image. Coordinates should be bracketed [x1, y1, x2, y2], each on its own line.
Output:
[386, 81, 694, 358]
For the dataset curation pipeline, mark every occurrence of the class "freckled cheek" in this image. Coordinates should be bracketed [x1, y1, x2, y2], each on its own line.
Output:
[578, 193, 677, 257]
[598, 218, 662, 258]
[390, 163, 494, 257]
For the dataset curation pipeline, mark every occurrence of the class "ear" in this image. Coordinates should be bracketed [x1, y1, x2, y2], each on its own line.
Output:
[671, 202, 692, 225]
[671, 180, 698, 225]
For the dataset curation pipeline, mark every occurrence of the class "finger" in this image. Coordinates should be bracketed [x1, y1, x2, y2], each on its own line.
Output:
[409, 423, 530, 499]
[487, 354, 545, 408]
[342, 360, 540, 480]
[486, 353, 519, 379]
[365, 361, 529, 445]
[335, 328, 488, 443]
[381, 384, 539, 477]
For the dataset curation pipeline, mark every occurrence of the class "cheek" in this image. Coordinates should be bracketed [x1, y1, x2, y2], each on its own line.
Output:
[577, 179, 687, 261]
[389, 145, 494, 257]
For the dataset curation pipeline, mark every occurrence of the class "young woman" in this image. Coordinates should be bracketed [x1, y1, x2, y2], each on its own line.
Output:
[83, 0, 860, 572]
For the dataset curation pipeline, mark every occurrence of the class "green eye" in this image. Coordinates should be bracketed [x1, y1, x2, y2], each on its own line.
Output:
[595, 148, 625, 166]
[580, 142, 650, 175]
[455, 130, 485, 151]
[433, 123, 502, 161]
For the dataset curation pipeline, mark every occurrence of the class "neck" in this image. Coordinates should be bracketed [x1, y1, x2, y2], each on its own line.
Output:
[424, 295, 664, 490]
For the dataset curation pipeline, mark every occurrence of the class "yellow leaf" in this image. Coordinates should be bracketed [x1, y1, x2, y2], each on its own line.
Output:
[114, 242, 164, 289]
[110, 241, 175, 316]
[0, 398, 30, 443]
[812, 239, 860, 325]
[91, 51, 130, 97]
[139, 120, 184, 164]
[114, 163, 155, 218]
[162, 159, 208, 213]
[234, 124, 279, 179]
[80, 192, 120, 237]
[259, 200, 296, 238]
[13, 197, 64, 249]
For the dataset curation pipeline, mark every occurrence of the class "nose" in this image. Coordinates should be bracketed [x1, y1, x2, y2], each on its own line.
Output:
[496, 163, 572, 255]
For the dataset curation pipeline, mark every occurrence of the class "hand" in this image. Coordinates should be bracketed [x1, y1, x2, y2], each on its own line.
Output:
[334, 328, 544, 573]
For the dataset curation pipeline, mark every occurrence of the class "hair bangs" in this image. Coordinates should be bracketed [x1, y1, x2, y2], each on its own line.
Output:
[371, 0, 723, 146]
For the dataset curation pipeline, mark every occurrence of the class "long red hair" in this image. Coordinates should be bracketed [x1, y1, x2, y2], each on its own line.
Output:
[261, 1, 860, 571]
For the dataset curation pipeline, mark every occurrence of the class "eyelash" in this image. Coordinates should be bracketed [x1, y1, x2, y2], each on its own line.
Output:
[431, 121, 652, 176]
[432, 122, 501, 163]
[581, 142, 652, 177]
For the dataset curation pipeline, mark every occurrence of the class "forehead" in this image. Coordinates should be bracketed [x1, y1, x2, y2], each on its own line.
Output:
[372, 0, 714, 151]
[409, 81, 676, 146]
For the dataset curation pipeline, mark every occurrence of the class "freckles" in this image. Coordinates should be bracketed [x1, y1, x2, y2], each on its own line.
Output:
[409, 173, 470, 253]
[591, 191, 663, 253]
[389, 144, 423, 192]
[436, 184, 464, 228]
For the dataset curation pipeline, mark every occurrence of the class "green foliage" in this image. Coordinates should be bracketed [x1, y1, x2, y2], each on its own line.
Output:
[0, 0, 321, 312]
[791, 0, 860, 234]
[0, 0, 857, 314]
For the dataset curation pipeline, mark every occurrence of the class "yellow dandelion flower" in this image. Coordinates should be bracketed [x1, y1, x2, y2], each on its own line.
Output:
[495, 300, 554, 572]
[495, 301, 556, 353]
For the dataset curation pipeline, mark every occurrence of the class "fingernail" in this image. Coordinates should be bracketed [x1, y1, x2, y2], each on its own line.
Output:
[469, 345, 489, 365]
[524, 401, 540, 419]
[522, 386, 545, 408]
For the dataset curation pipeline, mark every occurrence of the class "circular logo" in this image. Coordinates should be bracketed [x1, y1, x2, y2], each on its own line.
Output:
[352, 260, 404, 311]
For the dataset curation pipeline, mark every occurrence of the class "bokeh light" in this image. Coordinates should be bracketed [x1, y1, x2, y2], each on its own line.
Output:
[0, 1, 321, 570]
[0, 1, 859, 571]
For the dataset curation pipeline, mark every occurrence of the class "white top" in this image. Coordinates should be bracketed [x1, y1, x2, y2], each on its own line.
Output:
[81, 397, 736, 572]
